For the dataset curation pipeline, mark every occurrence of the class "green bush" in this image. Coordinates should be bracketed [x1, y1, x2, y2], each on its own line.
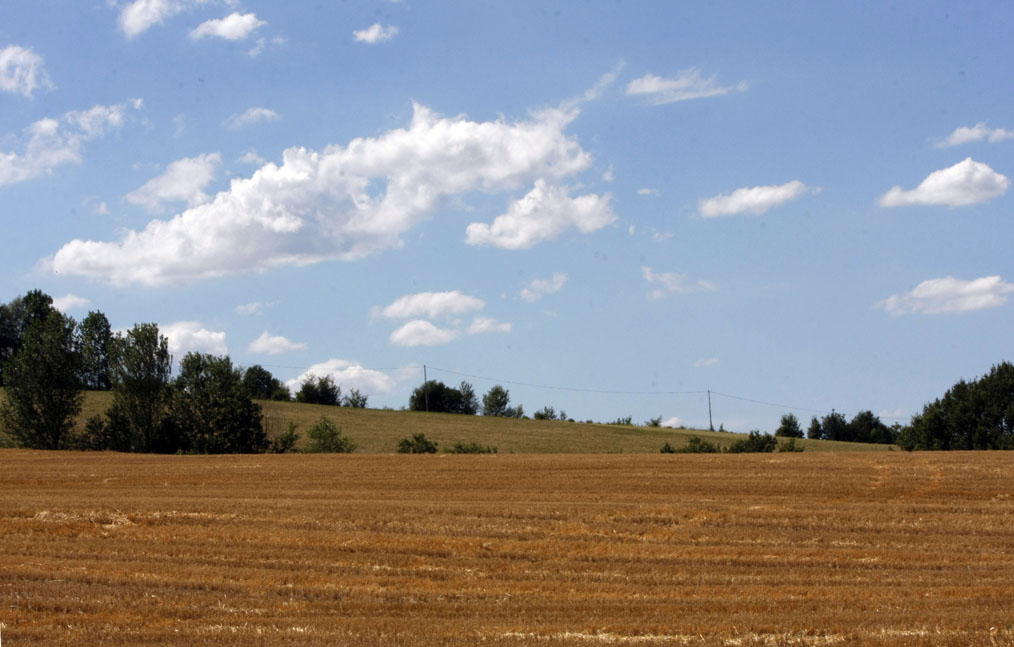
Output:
[777, 436, 804, 452]
[270, 422, 301, 453]
[397, 432, 438, 453]
[444, 441, 497, 454]
[675, 436, 721, 453]
[660, 441, 676, 453]
[304, 417, 356, 453]
[727, 430, 777, 453]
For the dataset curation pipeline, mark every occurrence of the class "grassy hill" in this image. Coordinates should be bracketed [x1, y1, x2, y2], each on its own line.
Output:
[0, 388, 895, 453]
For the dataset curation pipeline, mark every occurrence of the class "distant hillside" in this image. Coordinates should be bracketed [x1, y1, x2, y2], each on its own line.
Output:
[3, 389, 895, 453]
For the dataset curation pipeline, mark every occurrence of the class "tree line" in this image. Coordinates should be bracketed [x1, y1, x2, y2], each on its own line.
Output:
[0, 290, 364, 452]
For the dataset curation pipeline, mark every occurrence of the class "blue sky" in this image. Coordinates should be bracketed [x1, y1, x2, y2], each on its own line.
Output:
[1, 1, 1012, 432]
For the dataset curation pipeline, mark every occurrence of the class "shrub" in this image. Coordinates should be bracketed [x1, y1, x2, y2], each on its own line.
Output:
[660, 441, 676, 453]
[777, 437, 804, 452]
[727, 430, 778, 453]
[397, 433, 438, 454]
[270, 422, 301, 453]
[646, 416, 663, 428]
[676, 436, 721, 453]
[304, 417, 356, 453]
[444, 441, 497, 454]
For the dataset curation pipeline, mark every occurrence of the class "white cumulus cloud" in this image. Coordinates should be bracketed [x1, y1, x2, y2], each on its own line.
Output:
[353, 23, 398, 44]
[520, 272, 568, 302]
[223, 107, 280, 130]
[124, 152, 221, 212]
[465, 179, 614, 249]
[48, 102, 598, 286]
[52, 294, 91, 312]
[379, 290, 484, 319]
[286, 359, 398, 395]
[698, 180, 811, 218]
[878, 158, 1009, 207]
[935, 122, 1014, 148]
[642, 266, 714, 300]
[627, 68, 747, 105]
[0, 45, 54, 97]
[467, 317, 511, 335]
[161, 321, 227, 356]
[247, 331, 307, 355]
[190, 12, 265, 40]
[877, 275, 1014, 316]
[0, 100, 139, 188]
[389, 320, 459, 347]
[118, 0, 205, 38]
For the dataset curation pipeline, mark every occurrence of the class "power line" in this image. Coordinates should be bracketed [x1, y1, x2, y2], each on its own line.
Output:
[426, 365, 708, 397]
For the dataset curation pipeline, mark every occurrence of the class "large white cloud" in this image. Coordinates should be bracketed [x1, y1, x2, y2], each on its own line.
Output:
[48, 102, 600, 286]
[642, 266, 715, 300]
[190, 12, 265, 41]
[247, 331, 307, 355]
[286, 359, 398, 395]
[161, 321, 227, 357]
[52, 294, 91, 313]
[877, 276, 1014, 316]
[0, 45, 54, 97]
[389, 320, 459, 347]
[379, 291, 484, 319]
[520, 272, 567, 302]
[698, 180, 811, 218]
[0, 100, 139, 188]
[465, 179, 614, 249]
[627, 68, 747, 105]
[353, 23, 398, 44]
[935, 122, 1014, 148]
[124, 153, 221, 211]
[878, 158, 1009, 207]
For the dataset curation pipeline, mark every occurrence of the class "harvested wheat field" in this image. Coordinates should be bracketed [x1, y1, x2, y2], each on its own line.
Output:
[1, 450, 1012, 646]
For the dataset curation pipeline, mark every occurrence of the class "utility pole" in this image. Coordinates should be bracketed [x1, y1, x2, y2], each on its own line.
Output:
[423, 364, 429, 412]
[708, 389, 714, 431]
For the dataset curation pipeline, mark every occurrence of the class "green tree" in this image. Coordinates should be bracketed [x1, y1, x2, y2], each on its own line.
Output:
[458, 381, 478, 415]
[343, 388, 368, 408]
[482, 385, 511, 417]
[304, 417, 356, 453]
[241, 364, 283, 400]
[820, 410, 848, 442]
[409, 380, 473, 414]
[296, 375, 342, 406]
[775, 413, 803, 438]
[109, 323, 174, 452]
[0, 310, 82, 449]
[0, 289, 56, 387]
[847, 410, 895, 445]
[78, 310, 114, 390]
[173, 353, 267, 454]
[727, 430, 778, 453]
[807, 416, 822, 440]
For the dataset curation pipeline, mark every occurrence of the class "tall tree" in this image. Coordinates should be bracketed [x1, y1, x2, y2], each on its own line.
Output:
[109, 323, 174, 452]
[296, 375, 342, 406]
[482, 385, 511, 417]
[0, 310, 82, 449]
[242, 364, 283, 400]
[78, 310, 114, 390]
[173, 353, 267, 454]
[0, 289, 55, 387]
[775, 413, 803, 438]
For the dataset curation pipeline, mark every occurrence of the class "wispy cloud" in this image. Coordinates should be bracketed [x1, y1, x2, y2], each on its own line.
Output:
[247, 331, 307, 355]
[879, 158, 1009, 207]
[877, 275, 1014, 316]
[379, 291, 485, 319]
[694, 357, 720, 368]
[223, 107, 280, 130]
[698, 180, 813, 218]
[0, 45, 54, 97]
[934, 122, 1014, 148]
[627, 68, 747, 105]
[190, 12, 266, 41]
[642, 266, 714, 300]
[390, 320, 459, 347]
[52, 294, 91, 312]
[521, 272, 568, 302]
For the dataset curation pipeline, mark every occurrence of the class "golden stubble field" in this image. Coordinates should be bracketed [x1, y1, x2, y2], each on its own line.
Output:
[1, 450, 1012, 646]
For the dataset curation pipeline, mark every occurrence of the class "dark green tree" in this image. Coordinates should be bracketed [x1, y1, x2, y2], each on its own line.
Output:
[728, 430, 778, 453]
[847, 410, 895, 445]
[109, 323, 174, 452]
[0, 289, 56, 387]
[304, 417, 356, 453]
[775, 413, 803, 438]
[481, 385, 511, 417]
[397, 433, 438, 453]
[173, 353, 267, 454]
[343, 388, 368, 408]
[296, 375, 342, 406]
[807, 416, 822, 440]
[78, 310, 114, 390]
[409, 380, 473, 414]
[0, 310, 82, 449]
[820, 410, 848, 442]
[458, 381, 478, 415]
[241, 364, 283, 400]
